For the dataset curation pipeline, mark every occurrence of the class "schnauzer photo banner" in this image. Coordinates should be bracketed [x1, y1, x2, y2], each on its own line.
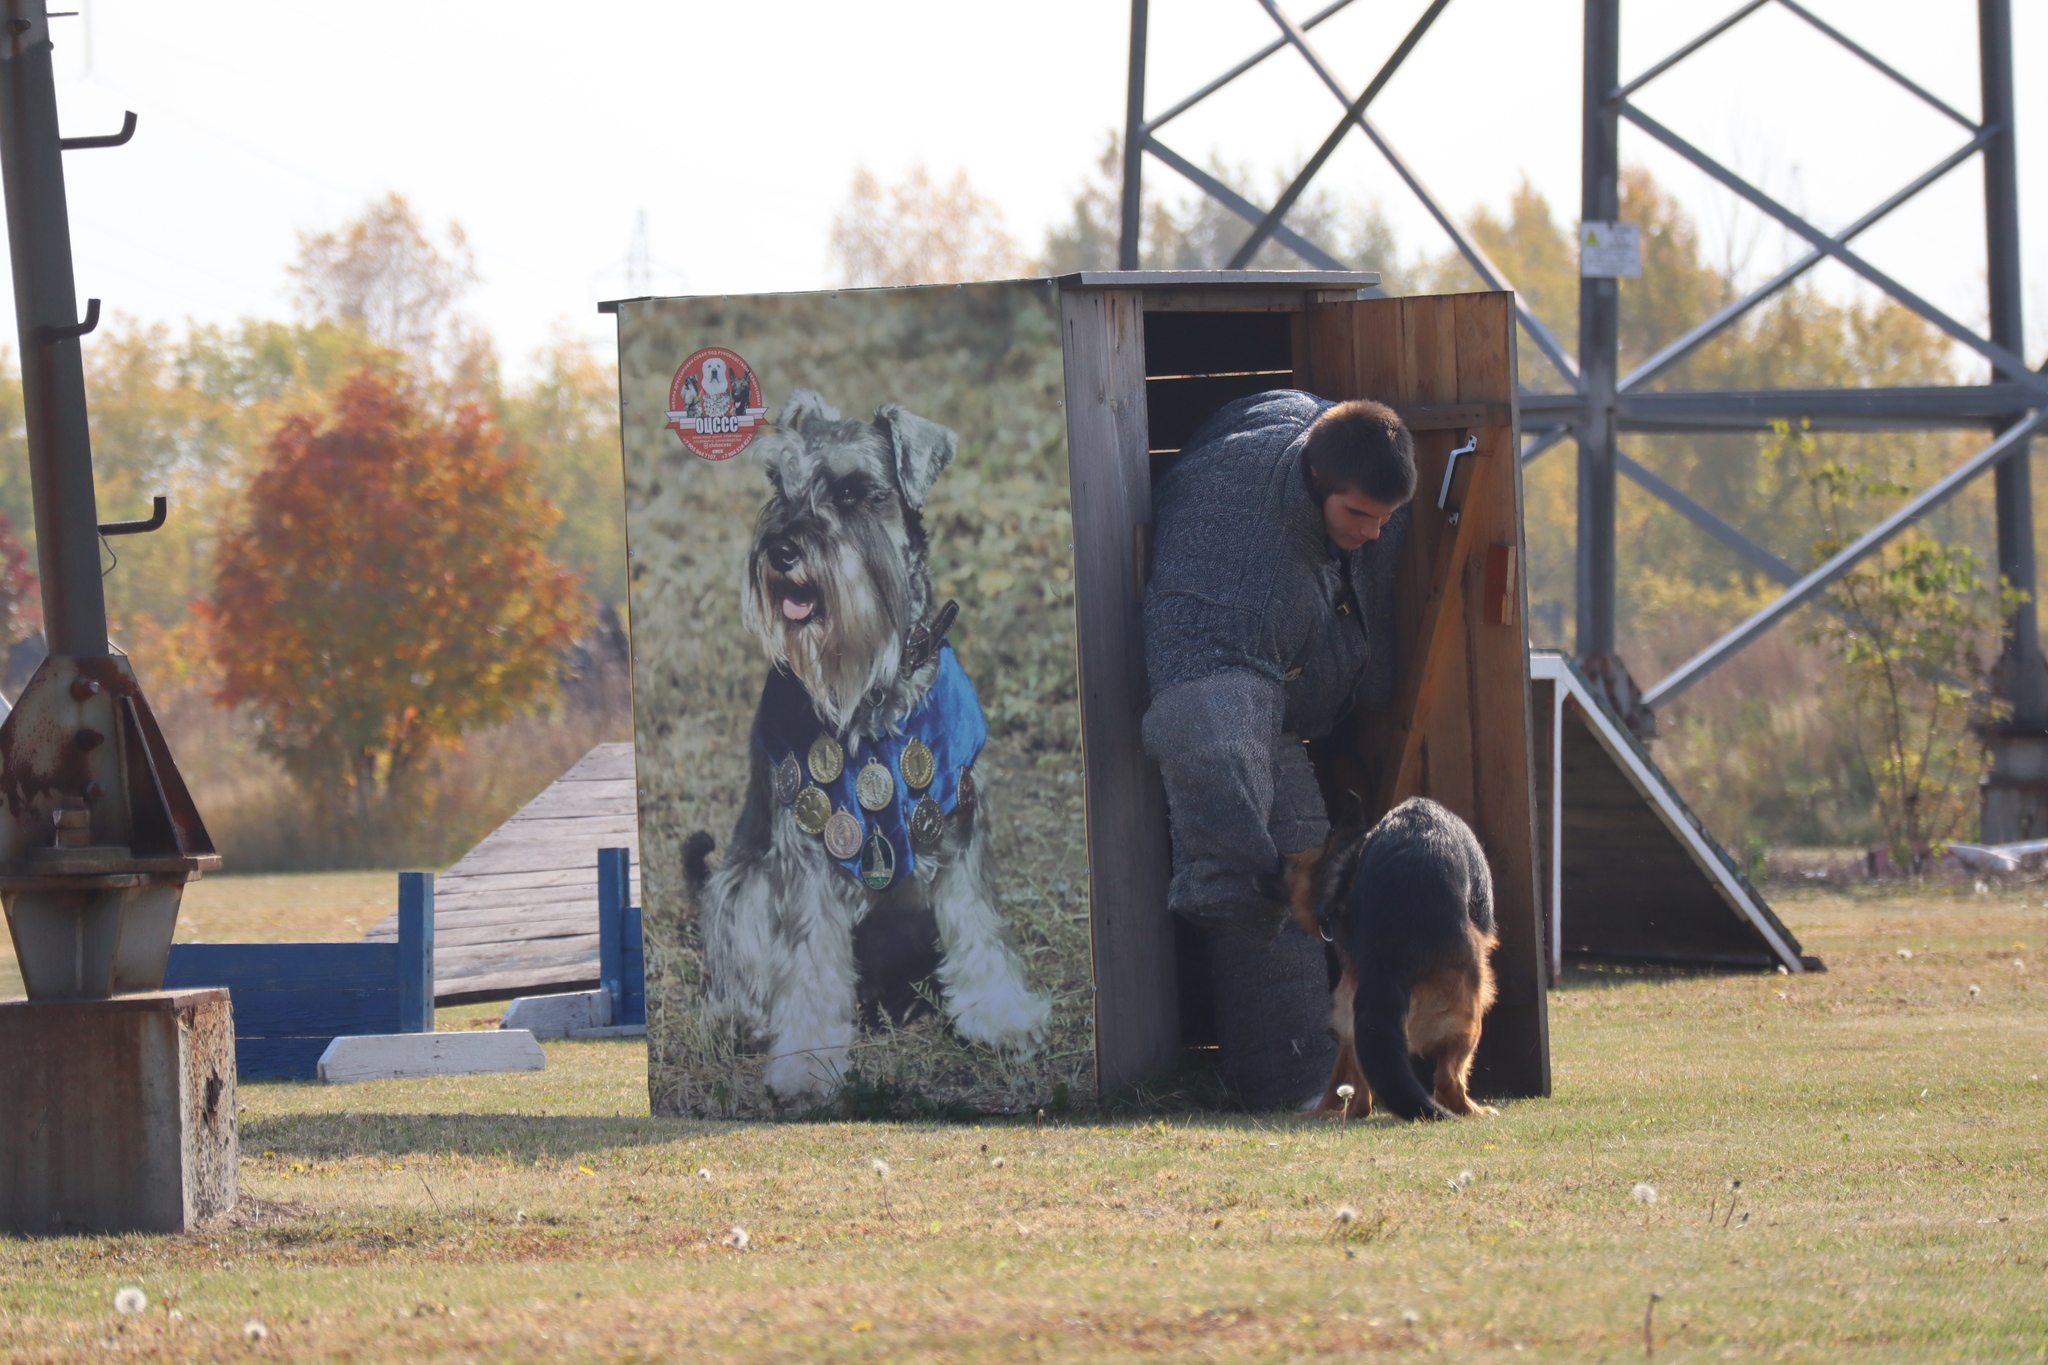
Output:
[616, 281, 1092, 1118]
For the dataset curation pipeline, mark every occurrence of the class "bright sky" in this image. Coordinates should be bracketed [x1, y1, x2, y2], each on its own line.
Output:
[32, 0, 2048, 380]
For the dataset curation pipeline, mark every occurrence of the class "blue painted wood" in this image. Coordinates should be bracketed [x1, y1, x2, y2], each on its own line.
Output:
[398, 872, 434, 1034]
[234, 1036, 334, 1080]
[598, 847, 629, 1019]
[618, 903, 645, 1027]
[165, 943, 399, 993]
[200, 989, 401, 1037]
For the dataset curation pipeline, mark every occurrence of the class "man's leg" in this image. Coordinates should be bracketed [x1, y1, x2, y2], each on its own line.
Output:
[1204, 735, 1337, 1110]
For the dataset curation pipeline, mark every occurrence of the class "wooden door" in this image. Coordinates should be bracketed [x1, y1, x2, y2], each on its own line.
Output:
[1295, 291, 1550, 1100]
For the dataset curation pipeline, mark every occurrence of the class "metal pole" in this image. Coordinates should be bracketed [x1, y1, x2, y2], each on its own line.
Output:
[1575, 0, 1619, 661]
[1981, 0, 2042, 727]
[1119, 0, 1148, 271]
[0, 0, 108, 657]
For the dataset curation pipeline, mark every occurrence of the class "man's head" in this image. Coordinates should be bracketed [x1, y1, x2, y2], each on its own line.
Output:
[1302, 399, 1416, 550]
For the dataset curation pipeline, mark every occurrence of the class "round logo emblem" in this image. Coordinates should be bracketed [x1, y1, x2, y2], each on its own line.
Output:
[666, 347, 767, 460]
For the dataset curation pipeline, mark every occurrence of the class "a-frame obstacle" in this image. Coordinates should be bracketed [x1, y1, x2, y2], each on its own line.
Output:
[1529, 652, 1818, 978]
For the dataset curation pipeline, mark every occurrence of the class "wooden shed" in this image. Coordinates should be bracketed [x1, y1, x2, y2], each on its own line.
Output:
[363, 743, 640, 1001]
[1059, 272, 1548, 1102]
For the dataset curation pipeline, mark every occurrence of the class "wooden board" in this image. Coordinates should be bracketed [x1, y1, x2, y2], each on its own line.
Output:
[316, 1031, 546, 1084]
[362, 742, 642, 1000]
[1061, 287, 1179, 1098]
[1295, 291, 1551, 1100]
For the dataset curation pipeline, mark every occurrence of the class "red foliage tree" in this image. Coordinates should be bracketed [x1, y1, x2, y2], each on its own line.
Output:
[202, 368, 583, 846]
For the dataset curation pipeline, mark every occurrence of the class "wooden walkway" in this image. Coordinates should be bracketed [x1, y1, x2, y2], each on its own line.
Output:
[364, 743, 641, 1001]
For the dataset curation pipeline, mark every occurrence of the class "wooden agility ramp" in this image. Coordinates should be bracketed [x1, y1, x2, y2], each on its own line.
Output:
[1529, 652, 1816, 976]
[364, 743, 640, 1001]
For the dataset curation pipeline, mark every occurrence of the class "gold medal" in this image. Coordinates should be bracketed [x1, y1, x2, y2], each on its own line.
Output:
[900, 737, 935, 791]
[792, 785, 831, 834]
[957, 766, 977, 813]
[807, 733, 844, 784]
[856, 757, 894, 812]
[773, 753, 801, 805]
[823, 806, 863, 860]
[909, 795, 945, 852]
[860, 826, 896, 889]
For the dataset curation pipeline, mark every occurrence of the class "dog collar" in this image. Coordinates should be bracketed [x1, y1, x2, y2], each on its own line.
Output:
[757, 642, 987, 889]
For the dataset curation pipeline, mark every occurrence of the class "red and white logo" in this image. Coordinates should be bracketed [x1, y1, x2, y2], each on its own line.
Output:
[666, 347, 767, 460]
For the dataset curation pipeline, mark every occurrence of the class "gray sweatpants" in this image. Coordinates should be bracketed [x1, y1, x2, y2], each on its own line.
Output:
[1144, 671, 1337, 1109]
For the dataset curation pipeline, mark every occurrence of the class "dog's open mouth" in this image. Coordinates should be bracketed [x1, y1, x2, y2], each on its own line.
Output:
[775, 581, 821, 624]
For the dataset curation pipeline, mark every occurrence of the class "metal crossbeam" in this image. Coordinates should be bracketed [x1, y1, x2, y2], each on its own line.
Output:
[1139, 136, 1347, 270]
[1645, 407, 2048, 707]
[1616, 451, 1797, 582]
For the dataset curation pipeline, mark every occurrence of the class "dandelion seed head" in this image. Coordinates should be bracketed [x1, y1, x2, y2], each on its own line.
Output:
[1776, 964, 1788, 975]
[1457, 1170, 1475, 1187]
[243, 1320, 268, 1342]
[871, 1158, 891, 1180]
[697, 1167, 712, 1181]
[1897, 948, 1913, 959]
[990, 1156, 1006, 1168]
[1969, 984, 1981, 996]
[2015, 959, 2026, 969]
[113, 1287, 146, 1316]
[1334, 1204, 1359, 1224]
[1335, 1083, 1356, 1101]
[1631, 1181, 1658, 1205]
[722, 1225, 750, 1250]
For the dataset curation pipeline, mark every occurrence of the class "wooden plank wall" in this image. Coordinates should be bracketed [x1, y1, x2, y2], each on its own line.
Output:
[1296, 291, 1551, 1099]
[1059, 287, 1180, 1099]
[364, 743, 641, 1000]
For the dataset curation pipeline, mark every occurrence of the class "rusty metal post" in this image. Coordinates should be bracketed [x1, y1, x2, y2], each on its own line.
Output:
[0, 0, 106, 656]
[0, 0, 218, 1006]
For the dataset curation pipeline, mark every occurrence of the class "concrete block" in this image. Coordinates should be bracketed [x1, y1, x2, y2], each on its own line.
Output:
[0, 989, 239, 1235]
[567, 1023, 647, 1039]
[500, 988, 611, 1040]
[317, 1030, 545, 1084]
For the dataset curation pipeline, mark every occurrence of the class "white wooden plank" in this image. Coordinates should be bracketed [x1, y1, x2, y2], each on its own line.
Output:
[499, 989, 611, 1039]
[317, 1031, 546, 1083]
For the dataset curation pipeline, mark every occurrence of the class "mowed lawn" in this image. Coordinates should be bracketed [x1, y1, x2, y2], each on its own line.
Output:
[2, 886, 2044, 1362]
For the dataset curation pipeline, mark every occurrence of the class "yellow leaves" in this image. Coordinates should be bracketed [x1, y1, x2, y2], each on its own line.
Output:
[850, 1319, 874, 1333]
[576, 1166, 595, 1176]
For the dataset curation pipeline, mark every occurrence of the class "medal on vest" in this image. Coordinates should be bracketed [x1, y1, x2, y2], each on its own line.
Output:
[860, 825, 896, 889]
[957, 766, 977, 813]
[855, 757, 894, 812]
[823, 806, 863, 860]
[909, 794, 944, 852]
[773, 752, 801, 805]
[807, 733, 845, 784]
[791, 785, 830, 835]
[900, 737, 935, 792]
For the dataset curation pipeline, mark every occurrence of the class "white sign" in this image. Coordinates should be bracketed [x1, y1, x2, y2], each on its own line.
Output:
[1579, 221, 1642, 279]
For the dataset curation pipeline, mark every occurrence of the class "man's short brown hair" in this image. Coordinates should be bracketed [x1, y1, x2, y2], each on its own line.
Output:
[1303, 399, 1416, 506]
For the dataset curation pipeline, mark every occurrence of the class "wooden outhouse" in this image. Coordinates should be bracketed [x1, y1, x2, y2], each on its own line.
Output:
[1056, 271, 1548, 1101]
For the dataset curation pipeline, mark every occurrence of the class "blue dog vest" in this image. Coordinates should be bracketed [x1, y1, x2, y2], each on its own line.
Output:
[755, 644, 988, 887]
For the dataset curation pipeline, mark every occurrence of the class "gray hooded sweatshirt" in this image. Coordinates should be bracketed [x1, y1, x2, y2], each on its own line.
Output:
[1141, 390, 1407, 925]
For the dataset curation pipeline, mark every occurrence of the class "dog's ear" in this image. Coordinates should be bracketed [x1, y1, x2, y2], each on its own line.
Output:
[873, 405, 958, 510]
[778, 389, 842, 435]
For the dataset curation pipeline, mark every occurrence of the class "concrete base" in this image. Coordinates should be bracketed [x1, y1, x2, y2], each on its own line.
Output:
[0, 989, 239, 1235]
[500, 988, 611, 1040]
[1982, 732, 2048, 843]
[317, 1030, 545, 1084]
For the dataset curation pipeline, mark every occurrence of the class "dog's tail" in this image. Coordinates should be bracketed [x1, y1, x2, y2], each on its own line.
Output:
[1352, 954, 1451, 1121]
[683, 831, 716, 898]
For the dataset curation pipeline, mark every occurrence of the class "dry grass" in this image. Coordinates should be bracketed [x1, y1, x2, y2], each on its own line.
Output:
[2, 888, 2046, 1362]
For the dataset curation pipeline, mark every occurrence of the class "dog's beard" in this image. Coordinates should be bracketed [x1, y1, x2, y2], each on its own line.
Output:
[744, 529, 913, 735]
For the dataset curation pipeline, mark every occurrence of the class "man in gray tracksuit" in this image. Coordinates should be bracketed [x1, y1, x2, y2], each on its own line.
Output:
[1142, 390, 1415, 1109]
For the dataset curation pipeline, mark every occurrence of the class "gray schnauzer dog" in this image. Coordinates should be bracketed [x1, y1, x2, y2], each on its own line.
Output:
[684, 389, 1051, 1102]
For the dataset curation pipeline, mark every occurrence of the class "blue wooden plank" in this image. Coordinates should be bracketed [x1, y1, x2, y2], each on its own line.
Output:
[617, 903, 646, 1027]
[210, 988, 400, 1038]
[166, 943, 400, 992]
[397, 872, 435, 1034]
[234, 1036, 333, 1080]
[598, 847, 629, 1017]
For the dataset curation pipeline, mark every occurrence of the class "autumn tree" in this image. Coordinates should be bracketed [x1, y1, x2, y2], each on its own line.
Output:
[828, 165, 1031, 287]
[202, 367, 583, 854]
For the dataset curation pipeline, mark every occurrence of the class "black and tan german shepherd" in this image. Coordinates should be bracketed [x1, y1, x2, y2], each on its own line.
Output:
[1286, 797, 1499, 1122]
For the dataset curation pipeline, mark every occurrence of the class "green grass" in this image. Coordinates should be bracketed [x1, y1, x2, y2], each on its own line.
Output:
[2, 888, 2045, 1362]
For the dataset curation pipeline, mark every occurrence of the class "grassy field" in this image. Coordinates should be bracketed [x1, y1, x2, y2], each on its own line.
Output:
[1, 886, 2045, 1362]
